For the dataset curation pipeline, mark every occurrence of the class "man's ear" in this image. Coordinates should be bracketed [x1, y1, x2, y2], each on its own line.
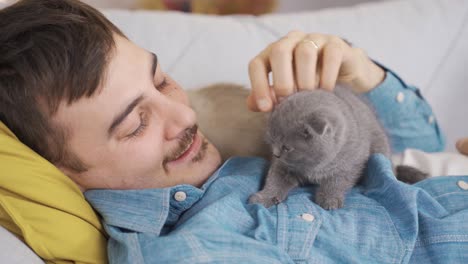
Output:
[456, 137, 468, 156]
[56, 164, 87, 192]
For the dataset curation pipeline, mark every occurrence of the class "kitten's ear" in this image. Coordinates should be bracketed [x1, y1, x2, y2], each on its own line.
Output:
[303, 121, 333, 139]
[319, 123, 332, 137]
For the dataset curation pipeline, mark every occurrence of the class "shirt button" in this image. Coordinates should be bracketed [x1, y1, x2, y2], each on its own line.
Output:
[301, 213, 315, 222]
[174, 191, 187, 202]
[396, 92, 405, 103]
[457, 180, 468, 190]
[428, 115, 435, 124]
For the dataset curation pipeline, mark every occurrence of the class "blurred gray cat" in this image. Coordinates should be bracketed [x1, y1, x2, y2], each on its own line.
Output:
[248, 86, 422, 210]
[187, 84, 270, 162]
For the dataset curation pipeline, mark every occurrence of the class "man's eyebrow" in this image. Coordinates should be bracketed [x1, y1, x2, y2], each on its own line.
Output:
[108, 95, 145, 136]
[151, 52, 158, 78]
[107, 52, 156, 137]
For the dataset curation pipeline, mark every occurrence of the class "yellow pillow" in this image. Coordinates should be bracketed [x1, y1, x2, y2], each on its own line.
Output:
[0, 121, 107, 264]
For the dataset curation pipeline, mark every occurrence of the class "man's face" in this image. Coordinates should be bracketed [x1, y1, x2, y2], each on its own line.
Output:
[53, 35, 222, 191]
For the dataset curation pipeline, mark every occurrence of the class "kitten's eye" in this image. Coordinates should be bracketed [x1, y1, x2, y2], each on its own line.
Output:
[283, 145, 292, 152]
[303, 128, 313, 139]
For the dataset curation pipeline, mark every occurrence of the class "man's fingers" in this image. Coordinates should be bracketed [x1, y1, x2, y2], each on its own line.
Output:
[269, 35, 304, 99]
[248, 31, 356, 112]
[246, 94, 260, 112]
[247, 86, 277, 112]
[248, 51, 272, 111]
[456, 138, 468, 155]
[294, 38, 322, 90]
[248, 31, 306, 111]
[320, 39, 343, 91]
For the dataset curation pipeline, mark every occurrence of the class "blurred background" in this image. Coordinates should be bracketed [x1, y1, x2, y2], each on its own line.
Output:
[1, 0, 388, 14]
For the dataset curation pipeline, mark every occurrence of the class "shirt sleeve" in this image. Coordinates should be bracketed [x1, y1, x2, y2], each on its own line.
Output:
[362, 64, 446, 153]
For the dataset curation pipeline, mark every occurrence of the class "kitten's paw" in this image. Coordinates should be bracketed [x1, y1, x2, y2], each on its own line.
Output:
[315, 194, 344, 210]
[248, 192, 282, 208]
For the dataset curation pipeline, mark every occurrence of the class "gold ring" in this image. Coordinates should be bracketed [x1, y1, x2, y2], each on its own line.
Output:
[301, 39, 319, 49]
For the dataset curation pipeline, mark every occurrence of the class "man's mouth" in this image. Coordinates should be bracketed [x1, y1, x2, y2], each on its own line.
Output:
[173, 133, 197, 160]
[164, 125, 202, 167]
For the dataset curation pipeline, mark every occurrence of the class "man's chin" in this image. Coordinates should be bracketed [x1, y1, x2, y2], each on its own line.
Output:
[165, 137, 222, 187]
[192, 141, 222, 187]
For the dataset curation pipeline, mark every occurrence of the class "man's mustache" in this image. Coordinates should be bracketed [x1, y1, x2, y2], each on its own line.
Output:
[163, 124, 198, 167]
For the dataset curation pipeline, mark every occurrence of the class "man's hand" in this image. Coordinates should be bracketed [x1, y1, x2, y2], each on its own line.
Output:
[456, 138, 468, 155]
[247, 31, 386, 112]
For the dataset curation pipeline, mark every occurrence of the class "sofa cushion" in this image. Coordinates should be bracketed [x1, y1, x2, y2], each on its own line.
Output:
[0, 225, 44, 264]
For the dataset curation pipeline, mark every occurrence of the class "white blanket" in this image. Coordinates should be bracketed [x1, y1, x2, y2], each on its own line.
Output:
[393, 149, 468, 177]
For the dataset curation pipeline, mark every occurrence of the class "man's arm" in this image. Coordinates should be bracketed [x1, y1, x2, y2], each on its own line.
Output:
[362, 67, 446, 153]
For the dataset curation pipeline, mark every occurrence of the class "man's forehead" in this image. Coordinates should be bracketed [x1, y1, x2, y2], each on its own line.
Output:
[53, 37, 155, 130]
[103, 36, 152, 91]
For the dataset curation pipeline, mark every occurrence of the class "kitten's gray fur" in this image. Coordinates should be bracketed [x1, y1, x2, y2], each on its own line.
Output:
[248, 86, 392, 209]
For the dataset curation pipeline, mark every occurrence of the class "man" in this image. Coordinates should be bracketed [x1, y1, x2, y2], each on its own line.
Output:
[1, 0, 466, 263]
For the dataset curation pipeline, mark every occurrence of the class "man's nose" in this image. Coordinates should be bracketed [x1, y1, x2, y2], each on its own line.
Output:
[160, 98, 197, 140]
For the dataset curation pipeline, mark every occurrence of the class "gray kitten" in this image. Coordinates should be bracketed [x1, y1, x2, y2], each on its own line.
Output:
[188, 84, 427, 210]
[249, 86, 394, 210]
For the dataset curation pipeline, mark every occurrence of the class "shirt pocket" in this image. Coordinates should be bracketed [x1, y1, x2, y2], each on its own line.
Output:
[409, 191, 468, 263]
[314, 198, 406, 264]
[276, 194, 323, 262]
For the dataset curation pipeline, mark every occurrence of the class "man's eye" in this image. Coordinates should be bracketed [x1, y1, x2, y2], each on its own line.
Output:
[155, 77, 169, 91]
[128, 113, 148, 139]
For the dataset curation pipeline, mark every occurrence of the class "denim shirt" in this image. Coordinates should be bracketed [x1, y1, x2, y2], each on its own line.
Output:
[85, 71, 468, 263]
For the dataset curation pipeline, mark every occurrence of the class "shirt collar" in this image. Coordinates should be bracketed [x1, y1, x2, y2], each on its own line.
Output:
[84, 158, 233, 235]
[85, 188, 171, 234]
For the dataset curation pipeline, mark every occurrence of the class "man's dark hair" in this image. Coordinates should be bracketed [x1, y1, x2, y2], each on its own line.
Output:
[0, 0, 126, 172]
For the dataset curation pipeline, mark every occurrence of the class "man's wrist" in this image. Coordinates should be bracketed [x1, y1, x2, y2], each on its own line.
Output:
[354, 60, 386, 94]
